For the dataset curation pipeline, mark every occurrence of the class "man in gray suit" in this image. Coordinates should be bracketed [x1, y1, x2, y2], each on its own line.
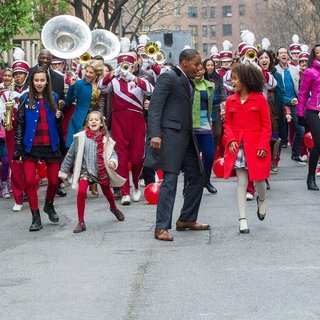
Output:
[145, 49, 210, 241]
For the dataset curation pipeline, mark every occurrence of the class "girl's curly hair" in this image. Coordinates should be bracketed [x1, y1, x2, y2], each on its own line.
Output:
[231, 64, 265, 93]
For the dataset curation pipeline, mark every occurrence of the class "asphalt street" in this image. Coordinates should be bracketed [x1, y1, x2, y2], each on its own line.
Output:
[0, 147, 320, 320]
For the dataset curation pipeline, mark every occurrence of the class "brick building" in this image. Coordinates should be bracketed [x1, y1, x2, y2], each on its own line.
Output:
[143, 0, 268, 58]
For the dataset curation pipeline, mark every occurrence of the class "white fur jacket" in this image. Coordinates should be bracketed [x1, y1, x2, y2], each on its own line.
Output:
[58, 131, 126, 190]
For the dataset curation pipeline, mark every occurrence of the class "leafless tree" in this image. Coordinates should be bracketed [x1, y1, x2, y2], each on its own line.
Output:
[255, 0, 320, 50]
[67, 0, 185, 39]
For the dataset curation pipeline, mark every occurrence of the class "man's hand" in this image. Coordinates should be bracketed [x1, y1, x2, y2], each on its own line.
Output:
[291, 98, 298, 106]
[150, 137, 161, 151]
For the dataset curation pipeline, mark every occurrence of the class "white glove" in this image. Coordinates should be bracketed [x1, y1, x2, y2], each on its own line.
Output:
[123, 72, 136, 82]
[114, 65, 121, 77]
[147, 58, 154, 67]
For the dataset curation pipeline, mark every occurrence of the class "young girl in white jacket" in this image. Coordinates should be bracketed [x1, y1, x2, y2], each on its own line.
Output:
[59, 111, 126, 233]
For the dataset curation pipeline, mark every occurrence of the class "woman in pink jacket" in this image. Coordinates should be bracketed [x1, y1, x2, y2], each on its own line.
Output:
[223, 64, 272, 234]
[297, 44, 320, 191]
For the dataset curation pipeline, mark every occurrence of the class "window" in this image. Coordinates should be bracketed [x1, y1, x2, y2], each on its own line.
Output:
[194, 43, 199, 51]
[222, 24, 232, 36]
[239, 4, 245, 16]
[210, 7, 216, 19]
[203, 43, 208, 55]
[174, 7, 181, 16]
[222, 5, 232, 18]
[175, 25, 181, 31]
[189, 25, 198, 36]
[202, 25, 208, 37]
[210, 25, 216, 37]
[202, 7, 208, 19]
[188, 6, 198, 18]
[256, 4, 261, 12]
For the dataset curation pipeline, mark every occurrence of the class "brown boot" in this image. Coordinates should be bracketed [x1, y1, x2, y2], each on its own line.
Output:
[73, 222, 86, 233]
[90, 183, 99, 196]
[110, 208, 125, 221]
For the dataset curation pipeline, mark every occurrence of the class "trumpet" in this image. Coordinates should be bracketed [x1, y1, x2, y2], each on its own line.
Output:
[245, 49, 257, 62]
[4, 100, 14, 131]
[119, 62, 131, 73]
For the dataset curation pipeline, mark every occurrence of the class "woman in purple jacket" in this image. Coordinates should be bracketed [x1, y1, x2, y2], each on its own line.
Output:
[297, 44, 320, 190]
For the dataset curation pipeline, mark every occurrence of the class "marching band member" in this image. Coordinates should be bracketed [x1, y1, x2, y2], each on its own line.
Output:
[289, 34, 302, 67]
[99, 51, 154, 205]
[0, 62, 29, 211]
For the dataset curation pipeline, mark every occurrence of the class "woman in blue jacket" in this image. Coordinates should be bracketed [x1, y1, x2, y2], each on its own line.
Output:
[65, 60, 104, 196]
[14, 67, 62, 231]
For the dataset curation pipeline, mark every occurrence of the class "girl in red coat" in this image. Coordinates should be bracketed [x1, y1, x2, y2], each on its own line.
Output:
[223, 64, 272, 234]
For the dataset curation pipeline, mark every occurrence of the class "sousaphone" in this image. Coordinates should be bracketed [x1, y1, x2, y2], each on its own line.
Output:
[87, 29, 121, 61]
[41, 15, 92, 59]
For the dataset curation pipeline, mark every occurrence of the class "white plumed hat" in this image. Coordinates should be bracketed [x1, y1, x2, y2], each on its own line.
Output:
[13, 47, 25, 61]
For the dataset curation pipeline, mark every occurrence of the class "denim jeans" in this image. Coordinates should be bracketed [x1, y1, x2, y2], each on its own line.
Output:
[290, 106, 305, 158]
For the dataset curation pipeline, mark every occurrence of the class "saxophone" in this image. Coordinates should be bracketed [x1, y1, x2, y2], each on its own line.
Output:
[4, 80, 15, 131]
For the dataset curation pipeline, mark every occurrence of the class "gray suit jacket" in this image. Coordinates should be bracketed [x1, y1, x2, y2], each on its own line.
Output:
[145, 67, 200, 174]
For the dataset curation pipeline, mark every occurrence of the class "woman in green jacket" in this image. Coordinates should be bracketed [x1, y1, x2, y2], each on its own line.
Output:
[192, 62, 217, 194]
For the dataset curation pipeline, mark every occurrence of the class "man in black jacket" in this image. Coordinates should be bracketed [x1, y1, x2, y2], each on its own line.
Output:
[145, 49, 210, 241]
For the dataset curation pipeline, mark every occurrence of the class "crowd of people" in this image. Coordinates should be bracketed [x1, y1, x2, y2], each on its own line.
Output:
[0, 31, 319, 240]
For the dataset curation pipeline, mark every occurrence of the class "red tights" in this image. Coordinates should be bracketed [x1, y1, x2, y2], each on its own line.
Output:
[77, 179, 116, 223]
[24, 160, 60, 211]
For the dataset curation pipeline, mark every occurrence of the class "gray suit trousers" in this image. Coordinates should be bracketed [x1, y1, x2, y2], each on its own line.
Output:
[156, 138, 204, 229]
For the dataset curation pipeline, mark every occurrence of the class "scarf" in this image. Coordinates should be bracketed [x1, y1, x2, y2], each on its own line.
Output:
[85, 128, 109, 186]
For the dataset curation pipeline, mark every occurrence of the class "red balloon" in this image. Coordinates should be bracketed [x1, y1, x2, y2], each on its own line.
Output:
[213, 158, 224, 178]
[156, 170, 164, 181]
[304, 132, 314, 149]
[144, 182, 161, 204]
[36, 161, 47, 179]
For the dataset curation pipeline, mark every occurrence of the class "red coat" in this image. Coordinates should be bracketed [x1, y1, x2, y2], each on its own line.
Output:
[223, 92, 272, 181]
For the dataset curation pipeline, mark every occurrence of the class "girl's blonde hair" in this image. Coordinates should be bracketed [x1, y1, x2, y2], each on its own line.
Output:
[84, 110, 108, 133]
[85, 60, 104, 81]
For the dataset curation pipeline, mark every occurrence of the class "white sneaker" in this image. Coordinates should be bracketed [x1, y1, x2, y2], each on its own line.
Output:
[121, 195, 131, 205]
[132, 188, 141, 202]
[246, 192, 254, 201]
[12, 203, 23, 212]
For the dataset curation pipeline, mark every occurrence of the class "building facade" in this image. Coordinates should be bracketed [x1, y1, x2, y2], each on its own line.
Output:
[144, 0, 268, 58]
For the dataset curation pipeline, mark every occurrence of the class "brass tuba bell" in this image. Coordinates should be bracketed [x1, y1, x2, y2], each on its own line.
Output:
[145, 42, 160, 58]
[87, 29, 121, 62]
[154, 50, 166, 64]
[41, 15, 92, 59]
[245, 49, 257, 62]
[79, 52, 93, 63]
